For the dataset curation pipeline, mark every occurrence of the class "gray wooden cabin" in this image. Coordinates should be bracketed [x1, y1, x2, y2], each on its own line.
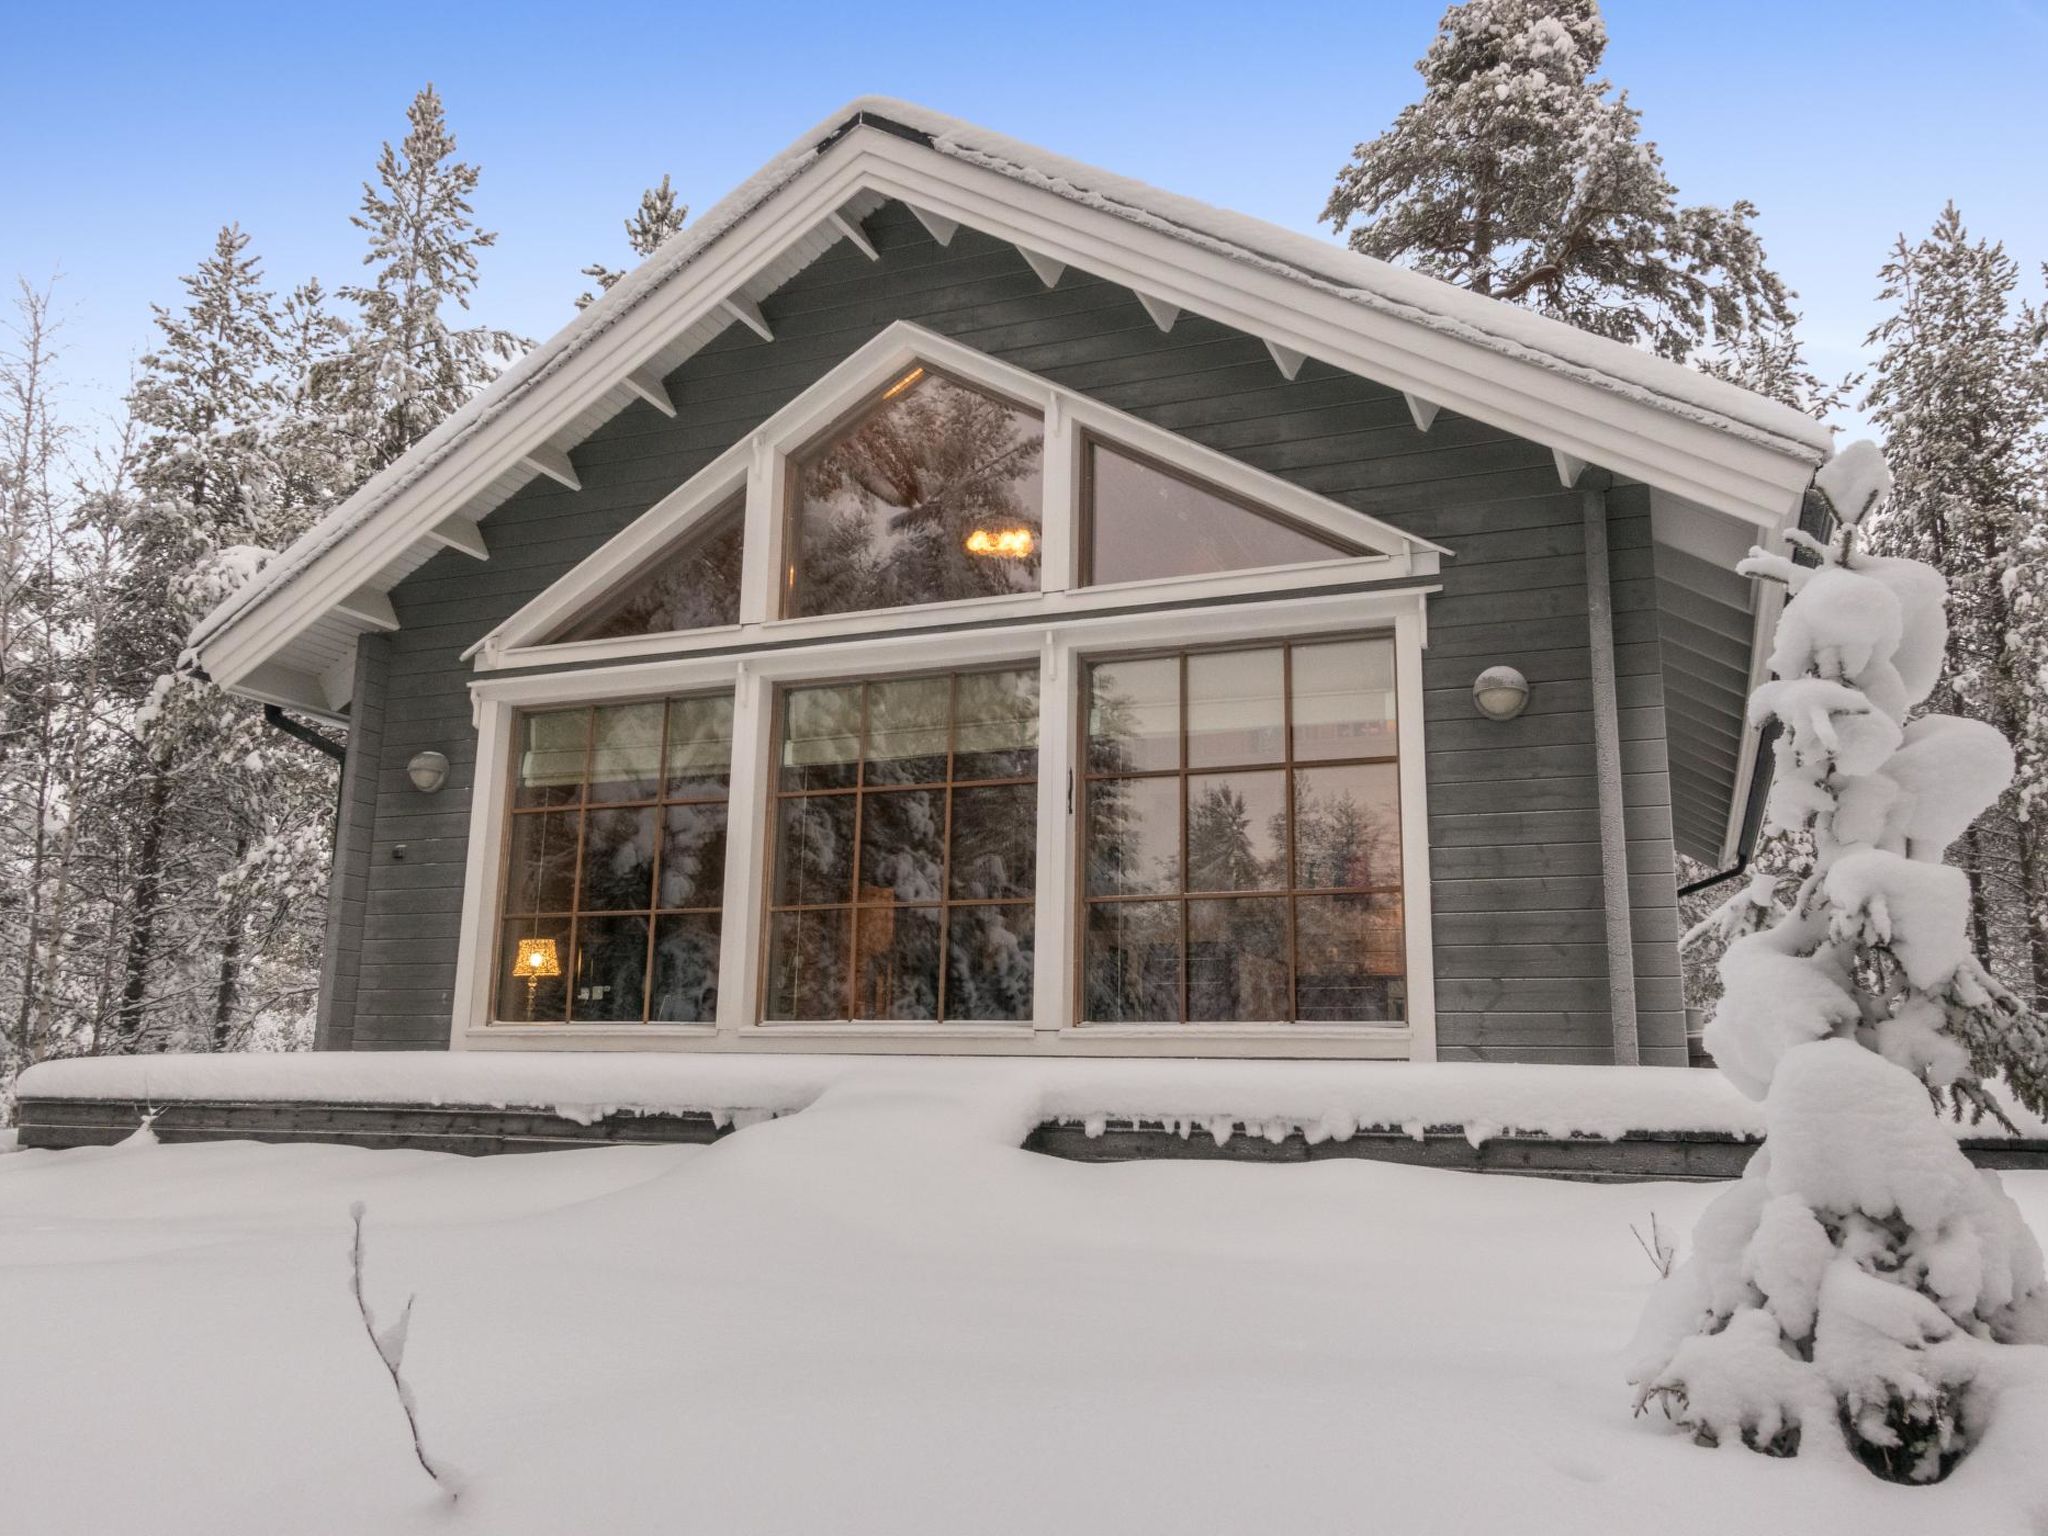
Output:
[191, 100, 1831, 1069]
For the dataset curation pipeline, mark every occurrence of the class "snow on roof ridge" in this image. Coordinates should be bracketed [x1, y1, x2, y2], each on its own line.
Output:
[192, 94, 1831, 664]
[849, 96, 1833, 459]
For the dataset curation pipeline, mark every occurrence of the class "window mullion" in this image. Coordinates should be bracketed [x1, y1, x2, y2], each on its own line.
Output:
[1033, 636, 1074, 1033]
[717, 669, 772, 1035]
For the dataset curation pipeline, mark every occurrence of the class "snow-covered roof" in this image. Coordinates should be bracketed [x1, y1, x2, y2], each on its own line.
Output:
[191, 97, 1830, 722]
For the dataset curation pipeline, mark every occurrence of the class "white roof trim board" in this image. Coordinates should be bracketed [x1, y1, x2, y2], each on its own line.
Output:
[191, 96, 1830, 723]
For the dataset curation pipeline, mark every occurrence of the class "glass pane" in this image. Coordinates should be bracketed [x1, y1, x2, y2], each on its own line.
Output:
[657, 802, 728, 909]
[781, 684, 862, 791]
[858, 787, 945, 905]
[1085, 776, 1180, 896]
[1296, 894, 1405, 1020]
[949, 784, 1036, 900]
[1187, 897, 1289, 1021]
[588, 702, 665, 803]
[863, 675, 951, 785]
[556, 499, 745, 642]
[650, 913, 721, 1023]
[765, 908, 851, 1020]
[498, 917, 569, 1022]
[570, 915, 649, 1022]
[945, 904, 1035, 1021]
[1293, 763, 1402, 889]
[773, 794, 856, 907]
[1292, 638, 1397, 762]
[1086, 443, 1358, 585]
[505, 811, 579, 913]
[788, 369, 1044, 618]
[953, 668, 1039, 780]
[1187, 648, 1284, 769]
[665, 695, 734, 800]
[853, 903, 941, 1020]
[1185, 772, 1286, 892]
[1084, 901, 1181, 1023]
[515, 709, 588, 808]
[1087, 656, 1178, 774]
[579, 806, 657, 911]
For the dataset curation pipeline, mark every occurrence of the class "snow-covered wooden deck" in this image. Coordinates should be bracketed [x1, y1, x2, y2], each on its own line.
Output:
[16, 1053, 2048, 1179]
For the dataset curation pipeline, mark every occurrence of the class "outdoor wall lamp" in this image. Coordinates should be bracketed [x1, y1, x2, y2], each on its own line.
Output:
[407, 750, 451, 793]
[1472, 665, 1530, 721]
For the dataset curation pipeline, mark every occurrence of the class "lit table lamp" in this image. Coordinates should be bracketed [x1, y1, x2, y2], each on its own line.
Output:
[511, 936, 561, 1018]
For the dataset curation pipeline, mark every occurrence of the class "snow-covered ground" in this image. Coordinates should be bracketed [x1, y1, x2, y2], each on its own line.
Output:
[3, 1072, 2044, 1535]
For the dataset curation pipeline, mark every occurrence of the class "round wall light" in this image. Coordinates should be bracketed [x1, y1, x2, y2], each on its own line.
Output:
[407, 750, 451, 793]
[1472, 665, 1530, 722]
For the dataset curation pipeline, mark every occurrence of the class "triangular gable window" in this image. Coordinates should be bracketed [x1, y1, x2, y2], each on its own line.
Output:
[784, 364, 1044, 619]
[549, 497, 745, 643]
[1081, 439, 1366, 586]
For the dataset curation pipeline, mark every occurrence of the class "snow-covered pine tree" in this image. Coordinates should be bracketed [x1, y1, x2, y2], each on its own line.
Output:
[1863, 206, 2048, 1013]
[338, 84, 524, 470]
[270, 277, 359, 536]
[1628, 441, 2048, 1484]
[119, 227, 338, 1053]
[577, 173, 688, 307]
[1324, 0, 1797, 364]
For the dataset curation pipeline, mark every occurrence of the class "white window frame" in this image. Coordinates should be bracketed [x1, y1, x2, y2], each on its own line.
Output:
[467, 320, 1445, 675]
[451, 585, 1438, 1059]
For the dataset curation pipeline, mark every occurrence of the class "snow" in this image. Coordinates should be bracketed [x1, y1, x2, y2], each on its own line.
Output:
[17, 1050, 1770, 1144]
[26, 1049, 2048, 1145]
[3, 1079, 2045, 1535]
[1816, 438, 1895, 526]
[190, 95, 1830, 664]
[1644, 445, 2048, 1480]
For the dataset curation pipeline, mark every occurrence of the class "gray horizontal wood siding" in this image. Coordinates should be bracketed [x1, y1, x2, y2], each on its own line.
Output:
[339, 202, 1685, 1061]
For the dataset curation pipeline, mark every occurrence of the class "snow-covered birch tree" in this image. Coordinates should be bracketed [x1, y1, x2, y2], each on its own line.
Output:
[1628, 441, 2048, 1484]
[1323, 0, 1802, 367]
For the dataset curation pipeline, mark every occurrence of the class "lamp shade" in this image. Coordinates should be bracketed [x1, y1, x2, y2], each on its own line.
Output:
[407, 750, 450, 793]
[1472, 665, 1530, 721]
[511, 937, 561, 979]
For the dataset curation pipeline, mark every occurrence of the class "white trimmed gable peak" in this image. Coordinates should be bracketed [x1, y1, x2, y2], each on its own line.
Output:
[190, 97, 1830, 721]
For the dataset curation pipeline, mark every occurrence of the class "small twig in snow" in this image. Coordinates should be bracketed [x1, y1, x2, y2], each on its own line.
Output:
[349, 1202, 457, 1501]
[1630, 1211, 1676, 1279]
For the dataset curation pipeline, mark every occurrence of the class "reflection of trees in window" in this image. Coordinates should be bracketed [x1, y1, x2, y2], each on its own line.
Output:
[553, 499, 745, 642]
[788, 368, 1044, 618]
[498, 695, 734, 1024]
[764, 667, 1039, 1022]
[1081, 638, 1406, 1025]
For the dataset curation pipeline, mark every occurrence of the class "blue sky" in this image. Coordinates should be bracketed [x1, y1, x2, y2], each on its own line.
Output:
[6, 0, 2044, 443]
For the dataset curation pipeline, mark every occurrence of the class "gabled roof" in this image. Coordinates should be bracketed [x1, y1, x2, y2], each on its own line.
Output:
[192, 96, 1829, 741]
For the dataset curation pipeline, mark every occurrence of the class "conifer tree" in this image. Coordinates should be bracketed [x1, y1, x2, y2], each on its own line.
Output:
[1863, 205, 2048, 1008]
[578, 173, 688, 307]
[117, 228, 338, 1052]
[339, 84, 523, 469]
[270, 277, 358, 535]
[1324, 0, 1798, 363]
[1629, 443, 2048, 1484]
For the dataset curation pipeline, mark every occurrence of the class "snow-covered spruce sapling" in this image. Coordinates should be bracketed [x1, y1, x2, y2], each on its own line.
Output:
[349, 1202, 458, 1500]
[1627, 440, 2048, 1483]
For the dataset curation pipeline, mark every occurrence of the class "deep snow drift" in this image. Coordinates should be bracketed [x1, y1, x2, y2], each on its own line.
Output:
[2, 1077, 2044, 1535]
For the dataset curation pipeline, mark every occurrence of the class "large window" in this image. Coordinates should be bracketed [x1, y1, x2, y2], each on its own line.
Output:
[1081, 637, 1404, 1024]
[1083, 439, 1365, 586]
[498, 696, 733, 1023]
[765, 667, 1039, 1021]
[784, 365, 1044, 619]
